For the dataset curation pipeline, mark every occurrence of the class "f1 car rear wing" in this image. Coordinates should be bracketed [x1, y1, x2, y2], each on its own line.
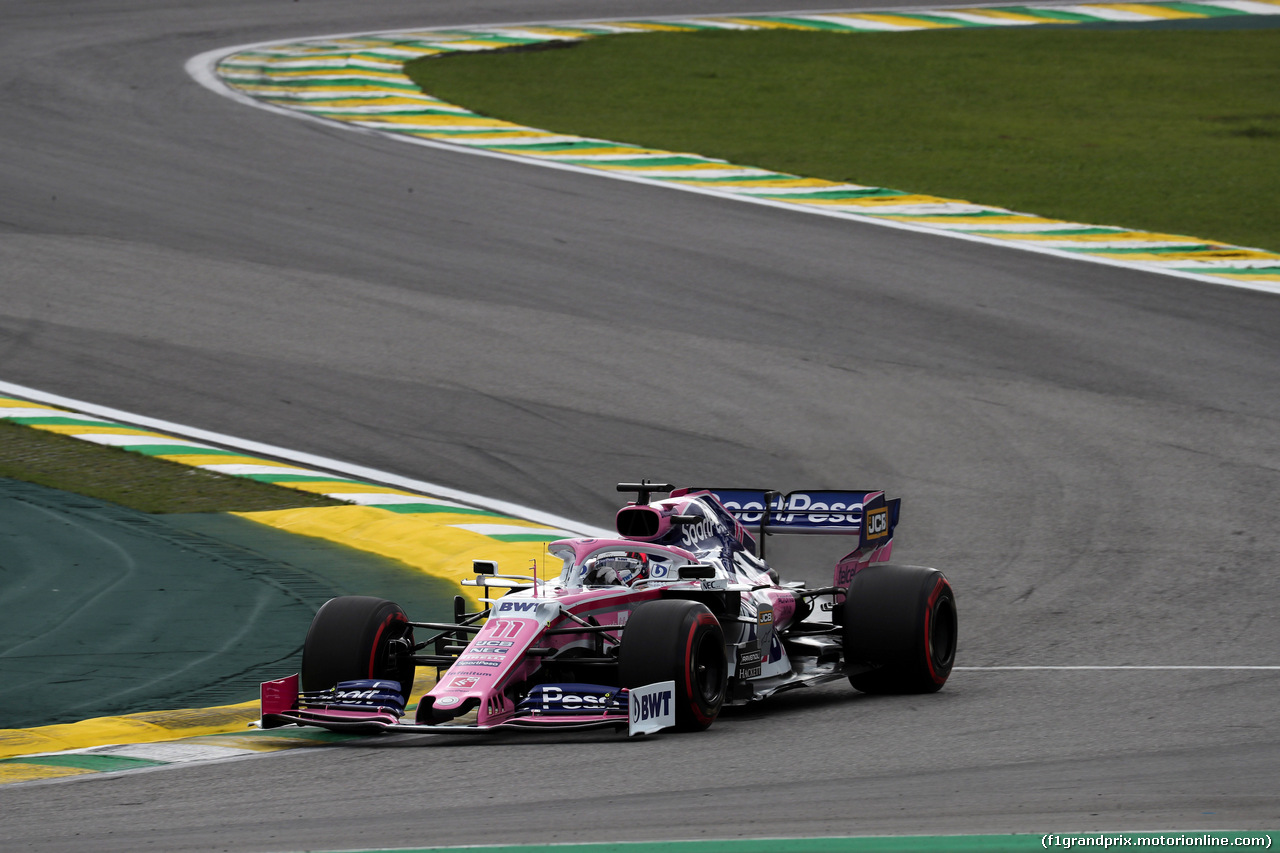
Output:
[685, 488, 900, 558]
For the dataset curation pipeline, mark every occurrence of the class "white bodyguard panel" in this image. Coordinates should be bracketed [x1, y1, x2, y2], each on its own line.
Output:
[628, 681, 676, 736]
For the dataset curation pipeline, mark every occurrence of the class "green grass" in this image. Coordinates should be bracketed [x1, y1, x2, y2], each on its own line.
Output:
[407, 26, 1280, 251]
[0, 420, 343, 514]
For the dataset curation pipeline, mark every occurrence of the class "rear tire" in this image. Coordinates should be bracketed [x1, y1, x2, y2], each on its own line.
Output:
[843, 565, 957, 694]
[301, 596, 415, 697]
[619, 599, 727, 731]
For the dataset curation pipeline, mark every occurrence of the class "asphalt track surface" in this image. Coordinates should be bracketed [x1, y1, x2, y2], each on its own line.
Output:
[0, 0, 1277, 849]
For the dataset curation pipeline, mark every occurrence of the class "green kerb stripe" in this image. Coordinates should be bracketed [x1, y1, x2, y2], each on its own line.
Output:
[486, 142, 635, 153]
[562, 156, 718, 167]
[1178, 266, 1280, 274]
[992, 6, 1111, 21]
[753, 188, 907, 200]
[245, 78, 421, 90]
[652, 175, 794, 184]
[877, 210, 1023, 219]
[965, 227, 1122, 236]
[647, 172, 788, 182]
[1161, 1, 1250, 16]
[1069, 245, 1212, 255]
[623, 21, 714, 31]
[6, 754, 165, 772]
[129, 446, 241, 457]
[879, 13, 972, 26]
[432, 33, 547, 44]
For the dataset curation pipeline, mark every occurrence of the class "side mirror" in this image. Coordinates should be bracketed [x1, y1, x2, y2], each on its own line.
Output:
[678, 563, 716, 580]
[473, 560, 497, 575]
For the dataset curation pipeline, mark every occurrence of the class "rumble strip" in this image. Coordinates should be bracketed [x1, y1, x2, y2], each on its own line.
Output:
[191, 0, 1280, 295]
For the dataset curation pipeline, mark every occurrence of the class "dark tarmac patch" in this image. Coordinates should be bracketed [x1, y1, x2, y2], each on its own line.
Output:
[0, 478, 454, 728]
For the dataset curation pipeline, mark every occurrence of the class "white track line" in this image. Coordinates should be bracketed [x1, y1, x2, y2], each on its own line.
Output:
[0, 379, 613, 538]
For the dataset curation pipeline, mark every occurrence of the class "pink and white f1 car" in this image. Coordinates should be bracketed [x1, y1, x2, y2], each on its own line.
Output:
[259, 482, 957, 736]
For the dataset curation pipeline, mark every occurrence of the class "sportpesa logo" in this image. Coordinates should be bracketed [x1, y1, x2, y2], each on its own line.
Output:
[680, 514, 722, 546]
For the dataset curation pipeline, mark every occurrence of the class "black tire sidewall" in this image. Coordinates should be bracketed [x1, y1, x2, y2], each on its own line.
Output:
[619, 599, 727, 731]
[301, 596, 415, 696]
[844, 565, 957, 693]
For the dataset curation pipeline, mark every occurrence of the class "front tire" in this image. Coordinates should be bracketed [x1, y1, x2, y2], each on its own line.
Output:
[619, 599, 727, 731]
[301, 596, 415, 697]
[843, 565, 957, 694]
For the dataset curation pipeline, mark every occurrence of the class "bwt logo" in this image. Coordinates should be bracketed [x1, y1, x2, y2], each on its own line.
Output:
[864, 507, 889, 539]
[335, 689, 380, 700]
[498, 601, 538, 613]
[631, 689, 673, 722]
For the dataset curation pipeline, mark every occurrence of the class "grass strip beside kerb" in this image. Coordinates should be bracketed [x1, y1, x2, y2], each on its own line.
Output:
[0, 419, 343, 514]
[406, 26, 1280, 253]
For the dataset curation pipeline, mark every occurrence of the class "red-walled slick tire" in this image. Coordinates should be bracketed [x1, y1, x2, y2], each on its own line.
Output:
[619, 599, 727, 731]
[301, 596, 415, 697]
[843, 565, 957, 694]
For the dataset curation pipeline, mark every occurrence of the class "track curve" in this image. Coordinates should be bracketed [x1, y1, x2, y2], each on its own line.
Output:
[1, 0, 1277, 850]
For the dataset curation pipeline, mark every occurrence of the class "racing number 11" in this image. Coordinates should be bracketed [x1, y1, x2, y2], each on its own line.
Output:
[485, 620, 523, 640]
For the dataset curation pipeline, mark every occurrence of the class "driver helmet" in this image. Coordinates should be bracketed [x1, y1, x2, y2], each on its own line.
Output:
[582, 554, 647, 586]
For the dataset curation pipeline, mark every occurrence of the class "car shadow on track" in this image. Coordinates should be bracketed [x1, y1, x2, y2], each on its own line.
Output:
[333, 681, 923, 750]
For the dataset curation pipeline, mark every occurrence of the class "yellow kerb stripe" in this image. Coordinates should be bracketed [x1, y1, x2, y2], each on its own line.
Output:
[237, 505, 561, 604]
[27, 425, 167, 437]
[157, 454, 299, 468]
[607, 22, 704, 32]
[818, 193, 962, 207]
[693, 178, 838, 188]
[0, 702, 258, 760]
[0, 764, 96, 783]
[284, 482, 413, 495]
[1096, 3, 1209, 18]
[1088, 249, 1280, 261]
[991, 230, 1205, 243]
[0, 400, 61, 409]
[959, 8, 1074, 22]
[1215, 272, 1280, 281]
[849, 13, 960, 28]
[878, 215, 1066, 224]
[712, 18, 817, 29]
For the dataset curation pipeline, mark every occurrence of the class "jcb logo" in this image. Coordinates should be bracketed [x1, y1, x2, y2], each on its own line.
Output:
[865, 507, 889, 540]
